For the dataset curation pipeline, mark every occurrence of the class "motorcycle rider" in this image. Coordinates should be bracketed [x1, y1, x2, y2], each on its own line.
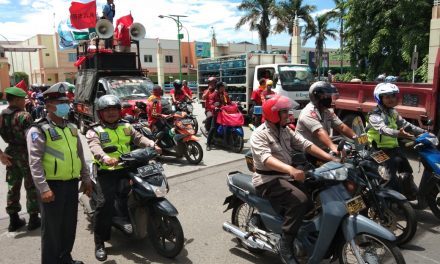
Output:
[182, 80, 193, 98]
[206, 81, 230, 151]
[170, 79, 191, 105]
[86, 95, 161, 261]
[146, 85, 169, 133]
[251, 78, 266, 107]
[202, 76, 217, 139]
[261, 79, 276, 103]
[251, 95, 339, 264]
[366, 82, 425, 200]
[296, 81, 356, 156]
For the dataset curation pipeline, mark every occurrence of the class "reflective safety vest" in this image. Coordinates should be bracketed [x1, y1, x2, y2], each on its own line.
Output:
[366, 107, 399, 149]
[40, 122, 82, 180]
[92, 123, 132, 170]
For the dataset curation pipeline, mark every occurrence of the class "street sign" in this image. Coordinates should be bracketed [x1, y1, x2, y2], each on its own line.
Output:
[411, 51, 418, 70]
[178, 33, 184, 40]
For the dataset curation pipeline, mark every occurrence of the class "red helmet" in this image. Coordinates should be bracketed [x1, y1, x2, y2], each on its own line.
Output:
[262, 95, 294, 123]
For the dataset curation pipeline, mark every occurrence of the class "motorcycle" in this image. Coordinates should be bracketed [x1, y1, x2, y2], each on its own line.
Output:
[223, 152, 405, 263]
[79, 147, 184, 258]
[343, 117, 417, 245]
[135, 112, 204, 165]
[201, 103, 244, 153]
[174, 99, 198, 134]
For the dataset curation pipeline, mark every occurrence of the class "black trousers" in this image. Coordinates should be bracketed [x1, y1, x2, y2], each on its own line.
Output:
[256, 178, 312, 236]
[40, 179, 79, 264]
[207, 115, 217, 146]
[376, 147, 413, 192]
[93, 169, 126, 244]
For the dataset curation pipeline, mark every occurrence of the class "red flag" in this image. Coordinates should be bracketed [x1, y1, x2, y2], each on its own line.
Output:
[69, 1, 97, 29]
[15, 80, 27, 91]
[114, 14, 134, 46]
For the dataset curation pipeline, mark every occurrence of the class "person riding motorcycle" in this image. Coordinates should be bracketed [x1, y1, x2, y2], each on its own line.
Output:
[206, 81, 230, 151]
[251, 78, 266, 107]
[296, 81, 356, 157]
[85, 95, 161, 261]
[202, 76, 217, 136]
[170, 79, 191, 105]
[182, 79, 193, 98]
[366, 83, 426, 200]
[146, 85, 169, 133]
[251, 95, 339, 264]
[261, 79, 276, 104]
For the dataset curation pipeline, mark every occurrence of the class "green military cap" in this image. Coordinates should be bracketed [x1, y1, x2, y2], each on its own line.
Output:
[5, 87, 27, 98]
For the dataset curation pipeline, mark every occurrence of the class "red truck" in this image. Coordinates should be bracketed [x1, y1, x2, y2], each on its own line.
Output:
[332, 49, 440, 137]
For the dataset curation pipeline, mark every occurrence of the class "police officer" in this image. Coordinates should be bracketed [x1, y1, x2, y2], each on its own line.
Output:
[0, 87, 40, 232]
[27, 82, 92, 264]
[251, 95, 338, 264]
[86, 95, 160, 261]
[296, 81, 356, 155]
[366, 83, 425, 200]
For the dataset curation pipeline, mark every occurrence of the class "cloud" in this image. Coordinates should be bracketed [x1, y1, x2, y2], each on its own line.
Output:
[0, 0, 10, 4]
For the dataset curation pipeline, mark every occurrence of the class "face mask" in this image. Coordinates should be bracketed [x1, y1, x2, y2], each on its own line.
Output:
[320, 97, 332, 108]
[54, 103, 70, 118]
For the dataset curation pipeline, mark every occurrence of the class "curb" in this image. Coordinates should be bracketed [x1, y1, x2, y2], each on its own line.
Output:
[166, 156, 245, 179]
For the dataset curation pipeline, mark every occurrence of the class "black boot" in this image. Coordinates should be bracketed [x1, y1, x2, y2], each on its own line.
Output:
[278, 234, 299, 264]
[8, 213, 26, 232]
[95, 243, 107, 262]
[27, 213, 41, 231]
[401, 173, 418, 201]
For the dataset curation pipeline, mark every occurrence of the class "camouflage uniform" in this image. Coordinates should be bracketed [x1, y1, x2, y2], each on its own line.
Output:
[0, 107, 39, 215]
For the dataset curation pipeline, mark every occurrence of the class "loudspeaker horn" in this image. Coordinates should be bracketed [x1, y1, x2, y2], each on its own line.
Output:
[96, 19, 114, 39]
[129, 23, 146, 41]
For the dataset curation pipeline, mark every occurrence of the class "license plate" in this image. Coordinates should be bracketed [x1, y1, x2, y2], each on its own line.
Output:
[137, 163, 164, 177]
[370, 150, 390, 164]
[345, 195, 366, 215]
[355, 134, 369, 145]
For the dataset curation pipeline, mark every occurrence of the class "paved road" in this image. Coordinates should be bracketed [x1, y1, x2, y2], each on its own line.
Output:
[0, 159, 439, 264]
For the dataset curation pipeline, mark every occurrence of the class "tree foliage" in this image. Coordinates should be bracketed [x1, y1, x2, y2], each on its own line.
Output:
[13, 72, 29, 86]
[345, 0, 431, 81]
[235, 0, 277, 51]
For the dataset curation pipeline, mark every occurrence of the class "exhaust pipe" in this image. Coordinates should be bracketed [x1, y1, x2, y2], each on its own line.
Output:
[223, 222, 274, 252]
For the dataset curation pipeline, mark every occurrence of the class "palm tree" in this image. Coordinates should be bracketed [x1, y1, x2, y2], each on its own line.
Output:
[235, 0, 277, 51]
[304, 12, 338, 77]
[330, 0, 347, 74]
[273, 0, 316, 52]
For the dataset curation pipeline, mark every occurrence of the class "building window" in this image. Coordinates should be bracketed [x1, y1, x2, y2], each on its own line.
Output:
[165, 55, 173, 63]
[185, 56, 188, 64]
[68, 53, 76, 62]
[144, 55, 153, 63]
[45, 53, 50, 57]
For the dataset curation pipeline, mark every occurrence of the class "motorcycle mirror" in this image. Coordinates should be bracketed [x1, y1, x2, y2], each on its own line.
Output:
[337, 140, 346, 152]
[103, 146, 118, 153]
[351, 116, 366, 136]
[427, 119, 433, 126]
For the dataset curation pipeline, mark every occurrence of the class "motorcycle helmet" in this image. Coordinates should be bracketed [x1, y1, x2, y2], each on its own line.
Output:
[262, 95, 294, 124]
[216, 81, 226, 90]
[173, 79, 182, 90]
[152, 85, 163, 97]
[208, 76, 217, 83]
[373, 82, 399, 105]
[266, 79, 273, 88]
[97, 95, 121, 111]
[309, 81, 338, 108]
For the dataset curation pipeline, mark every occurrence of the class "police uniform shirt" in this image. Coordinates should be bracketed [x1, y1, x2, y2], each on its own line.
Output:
[86, 123, 155, 163]
[250, 121, 313, 187]
[296, 102, 343, 149]
[368, 106, 425, 137]
[26, 117, 91, 193]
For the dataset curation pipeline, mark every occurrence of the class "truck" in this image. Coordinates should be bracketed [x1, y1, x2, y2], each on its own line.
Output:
[197, 52, 314, 116]
[73, 43, 154, 134]
[332, 48, 440, 137]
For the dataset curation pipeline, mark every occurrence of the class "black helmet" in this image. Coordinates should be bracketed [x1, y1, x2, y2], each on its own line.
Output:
[215, 81, 226, 90]
[97, 95, 121, 111]
[309, 81, 338, 106]
[173, 79, 182, 89]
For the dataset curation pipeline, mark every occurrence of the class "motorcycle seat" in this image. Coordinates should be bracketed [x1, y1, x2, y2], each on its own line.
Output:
[231, 173, 256, 194]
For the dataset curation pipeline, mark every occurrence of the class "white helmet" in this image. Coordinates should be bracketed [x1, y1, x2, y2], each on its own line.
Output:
[373, 83, 399, 105]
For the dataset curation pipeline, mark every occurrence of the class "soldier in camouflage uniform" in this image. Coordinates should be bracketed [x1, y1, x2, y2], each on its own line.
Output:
[0, 87, 40, 232]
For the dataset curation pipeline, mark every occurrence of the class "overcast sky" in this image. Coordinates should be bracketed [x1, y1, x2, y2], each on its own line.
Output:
[0, 0, 339, 48]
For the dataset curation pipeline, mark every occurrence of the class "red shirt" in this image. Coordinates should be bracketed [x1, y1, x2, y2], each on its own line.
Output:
[203, 89, 217, 112]
[261, 90, 276, 103]
[182, 86, 192, 97]
[146, 95, 162, 126]
[251, 88, 264, 106]
[170, 89, 189, 103]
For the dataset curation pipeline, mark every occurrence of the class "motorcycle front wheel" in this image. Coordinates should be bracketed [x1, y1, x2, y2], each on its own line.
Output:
[191, 118, 199, 135]
[338, 234, 405, 264]
[367, 198, 417, 245]
[184, 141, 203, 164]
[148, 215, 184, 258]
[427, 181, 440, 220]
[231, 133, 244, 153]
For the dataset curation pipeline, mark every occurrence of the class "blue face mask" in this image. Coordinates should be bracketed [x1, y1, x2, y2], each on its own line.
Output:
[54, 103, 70, 118]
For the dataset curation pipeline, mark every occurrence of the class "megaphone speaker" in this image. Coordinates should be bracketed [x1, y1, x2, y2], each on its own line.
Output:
[129, 23, 146, 41]
[96, 19, 114, 39]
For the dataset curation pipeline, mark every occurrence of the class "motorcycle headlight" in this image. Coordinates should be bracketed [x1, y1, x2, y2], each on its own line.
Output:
[319, 167, 348, 181]
[152, 185, 168, 197]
